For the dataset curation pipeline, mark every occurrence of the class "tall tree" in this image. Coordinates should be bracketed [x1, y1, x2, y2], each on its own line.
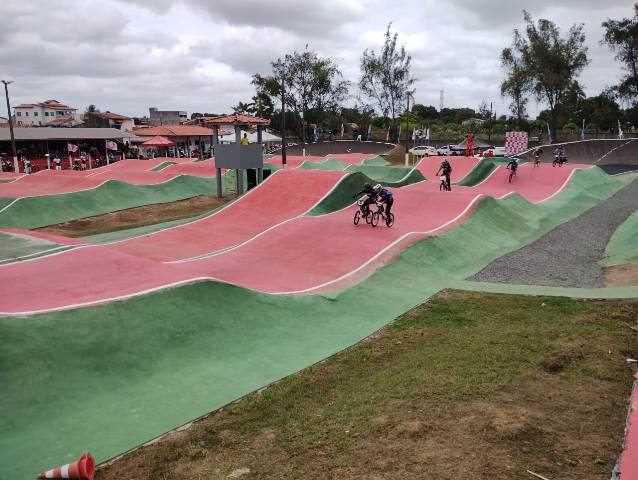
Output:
[500, 33, 531, 127]
[254, 47, 349, 144]
[602, 4, 638, 104]
[508, 11, 589, 139]
[359, 24, 416, 133]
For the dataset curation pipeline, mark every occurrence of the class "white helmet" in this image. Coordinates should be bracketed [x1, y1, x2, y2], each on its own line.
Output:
[373, 184, 382, 192]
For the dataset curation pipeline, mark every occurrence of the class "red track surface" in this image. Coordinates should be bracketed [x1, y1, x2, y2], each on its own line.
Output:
[107, 169, 346, 262]
[619, 372, 638, 478]
[0, 163, 586, 315]
[416, 155, 479, 181]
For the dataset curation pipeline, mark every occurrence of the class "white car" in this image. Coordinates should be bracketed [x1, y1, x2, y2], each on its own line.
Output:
[482, 146, 506, 157]
[436, 144, 458, 156]
[408, 145, 437, 156]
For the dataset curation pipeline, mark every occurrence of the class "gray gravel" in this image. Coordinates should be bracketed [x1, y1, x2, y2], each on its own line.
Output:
[468, 177, 638, 288]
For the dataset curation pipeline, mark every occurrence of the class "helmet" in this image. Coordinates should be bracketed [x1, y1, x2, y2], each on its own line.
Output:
[373, 184, 382, 192]
[363, 182, 372, 190]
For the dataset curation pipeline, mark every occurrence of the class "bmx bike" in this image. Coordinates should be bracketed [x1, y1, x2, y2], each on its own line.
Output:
[439, 175, 451, 191]
[353, 198, 373, 225]
[371, 201, 394, 227]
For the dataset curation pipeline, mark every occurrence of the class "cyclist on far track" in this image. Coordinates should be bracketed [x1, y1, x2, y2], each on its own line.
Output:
[373, 184, 394, 218]
[506, 157, 519, 174]
[436, 158, 452, 191]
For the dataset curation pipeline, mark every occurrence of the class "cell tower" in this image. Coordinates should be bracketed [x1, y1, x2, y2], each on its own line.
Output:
[439, 90, 444, 111]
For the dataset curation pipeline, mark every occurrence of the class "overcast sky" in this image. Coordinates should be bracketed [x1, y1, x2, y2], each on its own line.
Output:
[0, 0, 632, 119]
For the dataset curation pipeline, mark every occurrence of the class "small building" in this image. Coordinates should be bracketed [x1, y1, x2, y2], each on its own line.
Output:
[13, 99, 80, 127]
[131, 125, 215, 156]
[84, 111, 134, 131]
[148, 107, 188, 126]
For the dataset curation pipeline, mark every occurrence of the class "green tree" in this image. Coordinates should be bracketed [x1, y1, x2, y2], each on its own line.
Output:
[253, 47, 349, 143]
[500, 37, 531, 127]
[359, 23, 416, 133]
[84, 104, 99, 114]
[412, 104, 438, 120]
[581, 93, 621, 132]
[602, 4, 638, 104]
[510, 11, 589, 140]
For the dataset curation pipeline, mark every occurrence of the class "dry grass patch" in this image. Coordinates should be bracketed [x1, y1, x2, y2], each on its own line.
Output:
[36, 195, 233, 237]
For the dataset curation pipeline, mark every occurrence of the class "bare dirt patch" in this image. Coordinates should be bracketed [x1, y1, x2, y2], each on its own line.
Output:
[36, 195, 233, 237]
[98, 292, 638, 480]
[605, 264, 638, 287]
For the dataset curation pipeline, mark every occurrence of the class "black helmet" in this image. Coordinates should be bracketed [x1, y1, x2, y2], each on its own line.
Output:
[363, 182, 372, 190]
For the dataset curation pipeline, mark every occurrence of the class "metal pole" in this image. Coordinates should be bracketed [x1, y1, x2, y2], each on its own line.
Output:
[2, 80, 19, 173]
[404, 94, 410, 161]
[487, 102, 492, 143]
[281, 75, 287, 167]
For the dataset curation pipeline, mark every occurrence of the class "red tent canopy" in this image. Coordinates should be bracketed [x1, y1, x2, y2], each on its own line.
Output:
[142, 135, 175, 147]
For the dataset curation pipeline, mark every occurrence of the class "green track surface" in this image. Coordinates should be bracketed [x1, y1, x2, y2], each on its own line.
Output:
[602, 209, 638, 267]
[299, 158, 349, 170]
[307, 169, 425, 216]
[0, 232, 63, 263]
[1, 167, 636, 480]
[150, 161, 177, 171]
[360, 155, 390, 166]
[345, 165, 416, 182]
[455, 158, 511, 186]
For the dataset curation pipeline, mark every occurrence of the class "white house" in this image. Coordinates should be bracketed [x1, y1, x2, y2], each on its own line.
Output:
[13, 99, 80, 127]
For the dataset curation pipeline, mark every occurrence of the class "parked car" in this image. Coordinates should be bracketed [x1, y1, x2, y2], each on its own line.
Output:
[482, 146, 506, 157]
[408, 145, 438, 156]
[436, 144, 459, 156]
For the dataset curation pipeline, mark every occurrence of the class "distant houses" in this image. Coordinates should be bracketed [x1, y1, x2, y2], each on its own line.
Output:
[13, 99, 81, 127]
[84, 111, 134, 131]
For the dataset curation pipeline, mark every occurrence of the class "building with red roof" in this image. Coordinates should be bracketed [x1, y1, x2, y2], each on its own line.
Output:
[84, 111, 134, 131]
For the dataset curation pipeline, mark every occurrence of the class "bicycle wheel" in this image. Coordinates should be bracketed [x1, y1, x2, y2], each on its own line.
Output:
[508, 172, 514, 183]
[386, 213, 395, 227]
[370, 212, 379, 227]
[365, 210, 372, 224]
[439, 181, 445, 191]
[353, 210, 361, 225]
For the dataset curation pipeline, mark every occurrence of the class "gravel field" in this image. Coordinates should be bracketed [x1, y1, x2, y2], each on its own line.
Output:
[468, 177, 638, 288]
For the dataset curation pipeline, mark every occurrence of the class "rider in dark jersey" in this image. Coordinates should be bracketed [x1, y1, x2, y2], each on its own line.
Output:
[352, 183, 377, 214]
[436, 158, 452, 191]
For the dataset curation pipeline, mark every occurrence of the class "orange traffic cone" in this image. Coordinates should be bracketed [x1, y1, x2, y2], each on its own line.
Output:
[38, 453, 95, 480]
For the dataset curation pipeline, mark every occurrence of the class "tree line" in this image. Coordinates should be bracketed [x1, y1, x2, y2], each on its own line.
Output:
[235, 5, 638, 143]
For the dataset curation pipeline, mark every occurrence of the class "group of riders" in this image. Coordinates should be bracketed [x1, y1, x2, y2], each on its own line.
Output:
[352, 144, 569, 226]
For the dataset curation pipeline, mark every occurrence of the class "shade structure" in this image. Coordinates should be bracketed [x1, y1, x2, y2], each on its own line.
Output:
[142, 135, 175, 147]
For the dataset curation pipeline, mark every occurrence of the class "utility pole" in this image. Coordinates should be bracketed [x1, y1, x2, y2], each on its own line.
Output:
[281, 75, 287, 167]
[404, 94, 411, 151]
[1, 80, 19, 173]
[488, 101, 493, 143]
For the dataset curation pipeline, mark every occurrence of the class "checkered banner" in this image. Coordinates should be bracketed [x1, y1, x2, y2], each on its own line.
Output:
[505, 131, 528, 156]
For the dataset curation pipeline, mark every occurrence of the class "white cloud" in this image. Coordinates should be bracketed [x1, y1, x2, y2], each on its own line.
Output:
[0, 0, 632, 119]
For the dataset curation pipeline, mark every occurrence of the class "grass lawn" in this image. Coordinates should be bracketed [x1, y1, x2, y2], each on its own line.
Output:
[100, 291, 638, 480]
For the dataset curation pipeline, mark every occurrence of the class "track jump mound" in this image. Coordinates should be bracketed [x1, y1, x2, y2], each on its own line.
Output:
[299, 158, 349, 171]
[306, 168, 425, 216]
[415, 156, 480, 183]
[106, 169, 347, 262]
[0, 176, 217, 230]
